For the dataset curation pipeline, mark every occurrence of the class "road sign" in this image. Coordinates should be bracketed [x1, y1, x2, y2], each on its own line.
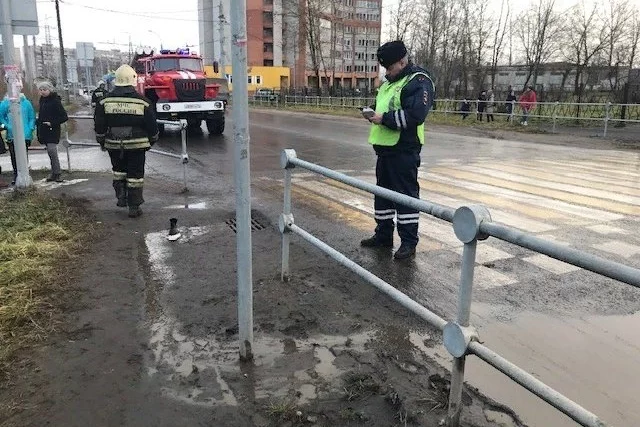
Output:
[10, 0, 39, 35]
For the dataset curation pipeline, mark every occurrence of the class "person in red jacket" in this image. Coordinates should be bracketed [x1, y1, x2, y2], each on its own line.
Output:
[519, 85, 537, 126]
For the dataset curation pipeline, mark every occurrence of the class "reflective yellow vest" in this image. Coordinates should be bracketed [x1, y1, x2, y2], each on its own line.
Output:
[368, 72, 429, 146]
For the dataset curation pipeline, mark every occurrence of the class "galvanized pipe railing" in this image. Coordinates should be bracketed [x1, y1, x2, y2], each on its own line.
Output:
[63, 116, 190, 192]
[278, 148, 626, 427]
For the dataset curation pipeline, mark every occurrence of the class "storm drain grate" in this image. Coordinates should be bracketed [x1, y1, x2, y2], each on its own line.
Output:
[225, 218, 267, 233]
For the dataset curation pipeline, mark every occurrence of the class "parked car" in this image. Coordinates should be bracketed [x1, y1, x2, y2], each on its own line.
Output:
[253, 88, 278, 102]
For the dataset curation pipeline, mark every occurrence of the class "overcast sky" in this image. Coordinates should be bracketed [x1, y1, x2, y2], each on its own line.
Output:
[16, 0, 637, 53]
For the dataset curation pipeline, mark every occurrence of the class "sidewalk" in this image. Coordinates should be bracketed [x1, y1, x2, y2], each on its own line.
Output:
[0, 171, 522, 427]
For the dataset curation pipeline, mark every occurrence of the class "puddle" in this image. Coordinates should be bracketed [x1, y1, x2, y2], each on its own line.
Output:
[465, 311, 640, 427]
[144, 226, 383, 407]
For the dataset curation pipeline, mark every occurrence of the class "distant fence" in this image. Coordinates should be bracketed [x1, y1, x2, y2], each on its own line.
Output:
[247, 96, 640, 137]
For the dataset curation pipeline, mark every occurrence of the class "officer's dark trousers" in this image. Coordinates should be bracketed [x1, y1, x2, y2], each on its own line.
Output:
[108, 149, 146, 207]
[374, 151, 421, 247]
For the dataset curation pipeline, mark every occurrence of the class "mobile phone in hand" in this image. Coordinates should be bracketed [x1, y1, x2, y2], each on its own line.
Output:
[361, 107, 375, 119]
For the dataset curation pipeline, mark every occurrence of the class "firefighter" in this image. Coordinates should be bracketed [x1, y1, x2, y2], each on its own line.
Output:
[94, 64, 159, 218]
[360, 40, 435, 260]
[91, 81, 108, 109]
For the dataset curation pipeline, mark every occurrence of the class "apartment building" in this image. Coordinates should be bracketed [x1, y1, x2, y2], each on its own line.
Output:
[199, 0, 382, 90]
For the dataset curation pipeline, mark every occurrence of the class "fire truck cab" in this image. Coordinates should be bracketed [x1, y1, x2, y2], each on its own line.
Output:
[131, 48, 225, 135]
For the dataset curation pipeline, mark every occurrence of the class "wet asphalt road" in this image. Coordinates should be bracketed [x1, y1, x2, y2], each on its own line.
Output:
[5, 108, 640, 427]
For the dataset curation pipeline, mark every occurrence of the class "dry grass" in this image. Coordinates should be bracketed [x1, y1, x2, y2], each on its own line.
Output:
[0, 190, 94, 379]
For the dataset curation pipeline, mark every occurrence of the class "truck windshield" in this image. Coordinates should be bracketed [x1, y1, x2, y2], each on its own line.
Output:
[153, 58, 203, 72]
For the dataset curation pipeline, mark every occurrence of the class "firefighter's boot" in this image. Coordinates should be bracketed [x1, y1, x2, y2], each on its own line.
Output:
[127, 187, 144, 218]
[113, 180, 127, 207]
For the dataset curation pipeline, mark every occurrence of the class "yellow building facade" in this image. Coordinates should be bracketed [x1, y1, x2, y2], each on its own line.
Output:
[204, 65, 290, 92]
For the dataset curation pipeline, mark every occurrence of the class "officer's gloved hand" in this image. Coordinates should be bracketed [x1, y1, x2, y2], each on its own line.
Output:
[150, 133, 159, 147]
[96, 136, 106, 151]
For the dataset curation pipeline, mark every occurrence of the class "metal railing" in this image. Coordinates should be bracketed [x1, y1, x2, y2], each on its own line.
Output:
[64, 116, 190, 192]
[278, 149, 640, 427]
[254, 97, 640, 137]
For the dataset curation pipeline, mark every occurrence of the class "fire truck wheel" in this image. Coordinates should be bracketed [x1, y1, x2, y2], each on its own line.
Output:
[206, 118, 225, 136]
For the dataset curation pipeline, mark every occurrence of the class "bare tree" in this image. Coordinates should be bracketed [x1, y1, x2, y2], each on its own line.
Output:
[488, 0, 511, 88]
[562, 1, 609, 98]
[387, 0, 419, 42]
[602, 0, 631, 92]
[620, 9, 640, 119]
[516, 0, 561, 89]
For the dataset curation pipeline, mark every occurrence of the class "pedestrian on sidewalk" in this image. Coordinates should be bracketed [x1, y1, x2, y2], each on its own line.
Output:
[519, 85, 537, 126]
[476, 90, 487, 121]
[360, 40, 435, 260]
[36, 81, 68, 182]
[505, 86, 517, 121]
[486, 89, 495, 122]
[0, 91, 36, 185]
[460, 98, 471, 119]
[94, 64, 159, 218]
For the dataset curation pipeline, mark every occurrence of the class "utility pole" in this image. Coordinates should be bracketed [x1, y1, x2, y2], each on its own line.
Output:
[31, 35, 37, 77]
[218, 1, 226, 77]
[0, 0, 33, 189]
[23, 36, 33, 88]
[54, 0, 69, 103]
[230, 0, 253, 361]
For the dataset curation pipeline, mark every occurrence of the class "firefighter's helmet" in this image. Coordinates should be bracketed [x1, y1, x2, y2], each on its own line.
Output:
[114, 64, 137, 87]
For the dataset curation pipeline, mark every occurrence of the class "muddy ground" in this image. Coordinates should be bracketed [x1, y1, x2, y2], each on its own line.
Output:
[0, 173, 523, 427]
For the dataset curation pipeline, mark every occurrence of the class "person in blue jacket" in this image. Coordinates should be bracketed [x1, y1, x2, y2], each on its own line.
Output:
[0, 92, 36, 185]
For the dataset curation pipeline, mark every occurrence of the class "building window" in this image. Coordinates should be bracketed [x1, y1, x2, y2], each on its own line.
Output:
[263, 43, 274, 52]
[226, 74, 232, 83]
[248, 75, 253, 84]
[263, 28, 273, 38]
[256, 75, 262, 85]
[263, 59, 274, 66]
[264, 0, 273, 4]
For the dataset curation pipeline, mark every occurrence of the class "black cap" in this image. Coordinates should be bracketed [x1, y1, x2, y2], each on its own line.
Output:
[377, 40, 408, 68]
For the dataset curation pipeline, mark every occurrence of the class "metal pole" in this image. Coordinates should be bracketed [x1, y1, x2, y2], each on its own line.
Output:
[64, 130, 72, 172]
[54, 0, 69, 104]
[230, 0, 254, 361]
[281, 168, 292, 281]
[180, 119, 189, 193]
[447, 239, 477, 427]
[603, 101, 611, 138]
[553, 101, 558, 133]
[1, 1, 32, 189]
[218, 1, 226, 78]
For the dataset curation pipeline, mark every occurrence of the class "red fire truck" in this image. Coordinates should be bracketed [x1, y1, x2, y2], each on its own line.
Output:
[131, 48, 225, 135]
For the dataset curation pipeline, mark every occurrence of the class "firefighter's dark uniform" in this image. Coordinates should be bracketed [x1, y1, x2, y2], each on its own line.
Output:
[91, 84, 108, 108]
[94, 65, 158, 218]
[361, 40, 435, 260]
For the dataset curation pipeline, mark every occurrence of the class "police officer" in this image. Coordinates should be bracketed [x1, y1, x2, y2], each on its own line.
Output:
[94, 64, 159, 218]
[91, 81, 108, 109]
[360, 40, 435, 260]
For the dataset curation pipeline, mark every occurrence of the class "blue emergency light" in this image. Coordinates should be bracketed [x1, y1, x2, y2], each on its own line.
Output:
[159, 48, 190, 55]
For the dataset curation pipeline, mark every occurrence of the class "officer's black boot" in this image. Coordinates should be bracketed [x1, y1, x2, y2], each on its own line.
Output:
[113, 180, 127, 207]
[360, 235, 393, 248]
[393, 243, 416, 260]
[127, 187, 144, 218]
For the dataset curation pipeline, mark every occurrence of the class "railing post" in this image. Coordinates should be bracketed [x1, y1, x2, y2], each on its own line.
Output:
[180, 119, 189, 193]
[552, 101, 559, 133]
[280, 149, 297, 281]
[446, 205, 491, 427]
[603, 101, 611, 138]
[64, 129, 72, 173]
